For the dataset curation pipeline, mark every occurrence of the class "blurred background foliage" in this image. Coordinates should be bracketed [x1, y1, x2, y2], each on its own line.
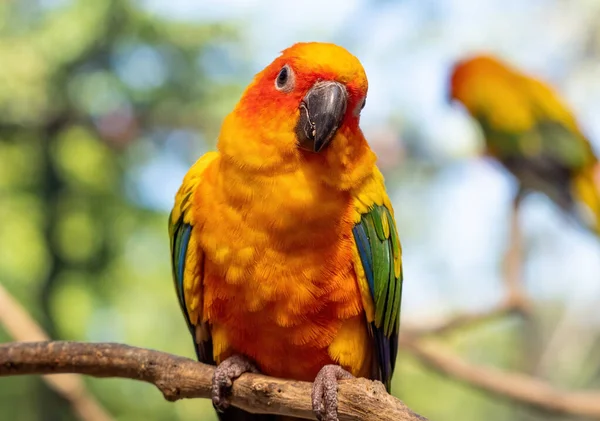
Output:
[1, 0, 600, 420]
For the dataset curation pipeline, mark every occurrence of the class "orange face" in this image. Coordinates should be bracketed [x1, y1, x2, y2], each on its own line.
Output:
[220, 42, 369, 166]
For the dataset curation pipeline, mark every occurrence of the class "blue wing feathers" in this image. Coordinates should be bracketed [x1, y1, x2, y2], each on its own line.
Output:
[176, 224, 192, 308]
[352, 223, 375, 295]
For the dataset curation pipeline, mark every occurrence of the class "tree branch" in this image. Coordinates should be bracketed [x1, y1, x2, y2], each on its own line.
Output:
[400, 334, 600, 418]
[0, 341, 427, 421]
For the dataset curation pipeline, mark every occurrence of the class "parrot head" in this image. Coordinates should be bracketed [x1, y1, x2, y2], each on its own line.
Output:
[219, 42, 374, 181]
[449, 54, 513, 113]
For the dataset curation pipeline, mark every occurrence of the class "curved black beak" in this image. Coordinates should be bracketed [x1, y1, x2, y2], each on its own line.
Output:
[296, 81, 347, 153]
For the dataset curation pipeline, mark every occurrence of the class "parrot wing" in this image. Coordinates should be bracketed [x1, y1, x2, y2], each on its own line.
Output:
[526, 77, 596, 171]
[351, 169, 403, 392]
[168, 152, 218, 364]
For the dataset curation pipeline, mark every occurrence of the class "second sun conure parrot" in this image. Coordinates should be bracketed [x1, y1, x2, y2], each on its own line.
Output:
[169, 42, 403, 421]
[450, 55, 600, 236]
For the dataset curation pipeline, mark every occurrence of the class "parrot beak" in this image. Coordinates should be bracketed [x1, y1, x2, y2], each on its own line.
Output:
[296, 81, 347, 153]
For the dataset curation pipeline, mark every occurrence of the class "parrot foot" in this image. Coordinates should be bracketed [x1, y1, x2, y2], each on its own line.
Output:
[212, 354, 259, 412]
[311, 364, 354, 421]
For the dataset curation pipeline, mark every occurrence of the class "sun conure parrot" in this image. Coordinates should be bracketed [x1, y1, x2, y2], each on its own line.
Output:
[168, 42, 403, 421]
[449, 55, 600, 236]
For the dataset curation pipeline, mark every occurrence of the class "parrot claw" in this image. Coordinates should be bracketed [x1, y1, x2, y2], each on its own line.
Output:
[311, 364, 354, 421]
[211, 354, 259, 412]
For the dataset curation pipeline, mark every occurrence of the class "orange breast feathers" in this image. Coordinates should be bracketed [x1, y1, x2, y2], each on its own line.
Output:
[190, 151, 374, 380]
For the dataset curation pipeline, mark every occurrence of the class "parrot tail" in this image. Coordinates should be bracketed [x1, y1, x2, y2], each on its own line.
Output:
[571, 163, 600, 236]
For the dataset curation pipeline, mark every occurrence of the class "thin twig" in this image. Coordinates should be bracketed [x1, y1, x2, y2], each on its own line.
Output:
[0, 285, 115, 421]
[0, 341, 428, 421]
[403, 300, 525, 337]
[403, 194, 531, 339]
[503, 190, 532, 315]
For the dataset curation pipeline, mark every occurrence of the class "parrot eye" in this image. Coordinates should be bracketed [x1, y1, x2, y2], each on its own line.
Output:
[275, 64, 295, 92]
[354, 97, 367, 116]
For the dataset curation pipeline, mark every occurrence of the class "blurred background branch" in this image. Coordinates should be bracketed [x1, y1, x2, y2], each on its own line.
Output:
[403, 299, 524, 338]
[0, 284, 114, 421]
[400, 334, 600, 419]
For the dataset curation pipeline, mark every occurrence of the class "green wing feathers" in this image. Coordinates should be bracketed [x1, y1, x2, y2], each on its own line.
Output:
[353, 204, 403, 391]
[168, 155, 215, 364]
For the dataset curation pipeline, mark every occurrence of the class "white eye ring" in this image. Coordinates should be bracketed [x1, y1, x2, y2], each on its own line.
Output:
[275, 64, 295, 93]
[354, 97, 366, 116]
